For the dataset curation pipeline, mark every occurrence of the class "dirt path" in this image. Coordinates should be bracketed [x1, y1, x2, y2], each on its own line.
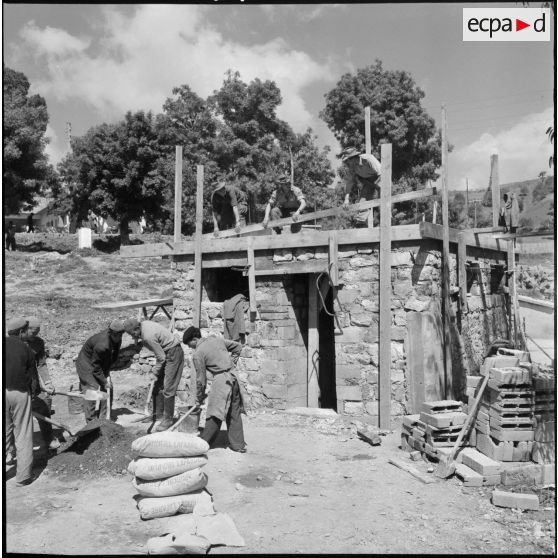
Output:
[5, 407, 555, 555]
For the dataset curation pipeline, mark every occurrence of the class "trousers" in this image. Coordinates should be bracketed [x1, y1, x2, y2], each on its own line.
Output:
[79, 381, 108, 423]
[31, 393, 53, 443]
[5, 390, 34, 483]
[270, 206, 302, 233]
[153, 345, 185, 399]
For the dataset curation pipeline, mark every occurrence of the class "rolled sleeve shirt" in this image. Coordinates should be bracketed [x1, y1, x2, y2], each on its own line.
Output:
[268, 185, 305, 211]
[342, 153, 381, 196]
[140, 320, 180, 377]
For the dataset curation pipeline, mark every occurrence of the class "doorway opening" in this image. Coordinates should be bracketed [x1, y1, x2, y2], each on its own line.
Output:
[318, 288, 337, 410]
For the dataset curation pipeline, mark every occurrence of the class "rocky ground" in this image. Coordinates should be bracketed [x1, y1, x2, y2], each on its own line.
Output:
[4, 237, 556, 555]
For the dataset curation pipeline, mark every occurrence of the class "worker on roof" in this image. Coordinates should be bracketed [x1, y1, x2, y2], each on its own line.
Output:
[211, 179, 248, 236]
[76, 320, 124, 422]
[22, 317, 60, 451]
[123, 318, 184, 431]
[339, 146, 382, 225]
[262, 173, 306, 234]
[182, 327, 247, 453]
[5, 317, 37, 486]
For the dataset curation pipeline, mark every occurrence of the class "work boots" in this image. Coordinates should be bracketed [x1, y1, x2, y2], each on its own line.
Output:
[155, 395, 175, 431]
[152, 391, 165, 421]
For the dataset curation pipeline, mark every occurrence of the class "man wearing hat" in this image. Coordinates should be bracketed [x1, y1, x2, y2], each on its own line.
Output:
[211, 179, 248, 236]
[339, 146, 382, 225]
[22, 317, 60, 451]
[123, 318, 184, 431]
[262, 174, 306, 234]
[182, 327, 246, 453]
[75, 320, 125, 422]
[5, 317, 37, 486]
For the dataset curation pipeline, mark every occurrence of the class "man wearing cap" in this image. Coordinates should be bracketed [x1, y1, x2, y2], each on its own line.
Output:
[182, 327, 246, 453]
[22, 317, 60, 450]
[123, 319, 184, 431]
[5, 317, 37, 486]
[75, 320, 124, 422]
[262, 174, 306, 234]
[339, 147, 382, 225]
[211, 180, 248, 236]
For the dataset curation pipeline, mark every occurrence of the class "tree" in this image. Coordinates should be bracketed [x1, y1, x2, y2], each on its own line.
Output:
[449, 192, 467, 228]
[532, 172, 552, 203]
[320, 60, 442, 195]
[3, 66, 58, 213]
[57, 111, 164, 243]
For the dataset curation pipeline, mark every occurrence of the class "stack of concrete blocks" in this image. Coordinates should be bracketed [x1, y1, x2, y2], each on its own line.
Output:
[401, 400, 469, 462]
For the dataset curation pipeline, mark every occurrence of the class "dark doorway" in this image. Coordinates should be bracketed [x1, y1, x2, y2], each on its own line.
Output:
[318, 289, 337, 410]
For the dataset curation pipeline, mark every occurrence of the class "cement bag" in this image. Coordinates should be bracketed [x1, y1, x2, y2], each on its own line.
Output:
[133, 467, 208, 497]
[132, 432, 209, 458]
[138, 490, 210, 520]
[128, 455, 208, 480]
[147, 533, 210, 555]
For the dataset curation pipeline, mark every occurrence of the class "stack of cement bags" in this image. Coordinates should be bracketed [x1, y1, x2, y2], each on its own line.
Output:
[129, 432, 213, 520]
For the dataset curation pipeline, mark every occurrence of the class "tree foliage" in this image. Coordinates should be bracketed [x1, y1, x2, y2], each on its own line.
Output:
[3, 65, 57, 213]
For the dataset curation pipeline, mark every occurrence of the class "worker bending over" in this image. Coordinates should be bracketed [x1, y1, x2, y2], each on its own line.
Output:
[124, 318, 184, 431]
[76, 320, 124, 422]
[5, 318, 37, 486]
[182, 327, 247, 453]
[339, 146, 381, 225]
[211, 180, 248, 236]
[262, 174, 306, 234]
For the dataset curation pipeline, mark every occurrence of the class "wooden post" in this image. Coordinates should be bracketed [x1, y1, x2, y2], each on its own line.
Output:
[307, 274, 320, 408]
[441, 105, 453, 399]
[192, 165, 204, 328]
[378, 142, 392, 429]
[247, 237, 257, 321]
[507, 241, 517, 347]
[490, 154, 499, 229]
[174, 146, 183, 243]
[365, 106, 371, 155]
[328, 230, 339, 287]
[458, 232, 467, 311]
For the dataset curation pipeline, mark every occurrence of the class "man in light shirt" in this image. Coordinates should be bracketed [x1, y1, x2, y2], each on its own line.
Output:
[123, 318, 184, 431]
[339, 146, 382, 225]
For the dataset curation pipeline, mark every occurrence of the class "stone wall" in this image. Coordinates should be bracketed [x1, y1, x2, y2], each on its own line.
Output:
[172, 239, 510, 419]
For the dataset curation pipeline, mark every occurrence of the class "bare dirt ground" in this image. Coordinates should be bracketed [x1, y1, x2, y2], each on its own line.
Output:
[4, 243, 556, 555]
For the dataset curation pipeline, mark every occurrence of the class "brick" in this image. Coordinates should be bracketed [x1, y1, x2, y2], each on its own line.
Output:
[540, 463, 556, 485]
[420, 411, 467, 429]
[461, 448, 502, 476]
[492, 489, 539, 511]
[501, 464, 542, 486]
[456, 463, 483, 487]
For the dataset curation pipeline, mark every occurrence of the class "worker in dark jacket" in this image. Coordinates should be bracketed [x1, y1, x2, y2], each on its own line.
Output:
[211, 180, 248, 236]
[76, 320, 124, 422]
[5, 317, 37, 486]
[183, 327, 246, 453]
[23, 316, 60, 450]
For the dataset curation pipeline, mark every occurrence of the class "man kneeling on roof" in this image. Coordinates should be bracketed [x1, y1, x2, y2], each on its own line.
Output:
[262, 173, 306, 234]
[182, 327, 247, 453]
[211, 179, 248, 236]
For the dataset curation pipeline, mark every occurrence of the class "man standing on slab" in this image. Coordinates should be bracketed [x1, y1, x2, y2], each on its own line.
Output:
[76, 320, 124, 422]
[5, 317, 37, 486]
[182, 327, 247, 453]
[123, 318, 184, 431]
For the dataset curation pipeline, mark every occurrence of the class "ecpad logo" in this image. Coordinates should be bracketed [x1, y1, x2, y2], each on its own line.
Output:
[463, 8, 550, 41]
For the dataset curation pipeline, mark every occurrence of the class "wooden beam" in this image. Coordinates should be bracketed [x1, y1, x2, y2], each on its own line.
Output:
[490, 153, 499, 229]
[192, 165, 204, 328]
[441, 104, 452, 399]
[307, 274, 320, 408]
[457, 232, 467, 311]
[379, 142, 392, 430]
[507, 241, 516, 346]
[419, 222, 506, 253]
[328, 230, 339, 287]
[407, 312, 425, 413]
[200, 189, 436, 241]
[250, 260, 328, 276]
[247, 237, 256, 319]
[92, 298, 173, 311]
[518, 295, 554, 313]
[174, 146, 183, 243]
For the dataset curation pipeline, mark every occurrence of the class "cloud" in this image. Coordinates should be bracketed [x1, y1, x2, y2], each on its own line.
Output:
[448, 107, 554, 190]
[44, 124, 68, 166]
[17, 5, 333, 134]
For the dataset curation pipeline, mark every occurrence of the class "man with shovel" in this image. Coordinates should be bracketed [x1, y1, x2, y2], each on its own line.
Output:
[123, 318, 184, 432]
[5, 317, 37, 486]
[76, 320, 124, 422]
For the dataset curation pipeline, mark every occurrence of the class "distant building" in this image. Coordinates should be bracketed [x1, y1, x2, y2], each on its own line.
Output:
[4, 197, 69, 232]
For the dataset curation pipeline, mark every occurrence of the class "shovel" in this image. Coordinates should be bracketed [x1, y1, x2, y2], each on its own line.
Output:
[131, 379, 156, 423]
[32, 412, 101, 438]
[434, 372, 490, 479]
[167, 405, 200, 432]
[56, 390, 109, 402]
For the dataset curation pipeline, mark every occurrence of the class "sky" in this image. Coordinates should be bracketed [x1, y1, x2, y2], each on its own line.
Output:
[3, 2, 555, 192]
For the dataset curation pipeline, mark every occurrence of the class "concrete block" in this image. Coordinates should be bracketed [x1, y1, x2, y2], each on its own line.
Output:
[334, 327, 364, 344]
[501, 464, 542, 486]
[492, 489, 539, 511]
[490, 367, 531, 385]
[402, 414, 421, 428]
[456, 463, 483, 487]
[481, 356, 519, 376]
[511, 441, 534, 462]
[461, 448, 502, 476]
[336, 386, 363, 401]
[540, 463, 556, 485]
[420, 411, 467, 429]
[467, 375, 482, 388]
[336, 364, 362, 381]
[490, 428, 534, 443]
[482, 474, 502, 486]
[421, 400, 463, 413]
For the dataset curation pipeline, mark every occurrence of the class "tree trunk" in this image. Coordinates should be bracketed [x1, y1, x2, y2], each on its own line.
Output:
[120, 218, 130, 245]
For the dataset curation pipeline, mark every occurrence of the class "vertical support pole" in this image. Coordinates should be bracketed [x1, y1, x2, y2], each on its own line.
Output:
[441, 105, 452, 399]
[365, 106, 371, 155]
[192, 165, 204, 328]
[247, 237, 257, 321]
[328, 230, 339, 287]
[458, 232, 467, 312]
[507, 241, 517, 347]
[490, 153, 499, 229]
[307, 274, 320, 408]
[174, 146, 183, 243]
[378, 143, 392, 429]
[465, 177, 469, 229]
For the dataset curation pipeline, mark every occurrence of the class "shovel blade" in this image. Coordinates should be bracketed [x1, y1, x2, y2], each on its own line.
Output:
[434, 458, 456, 479]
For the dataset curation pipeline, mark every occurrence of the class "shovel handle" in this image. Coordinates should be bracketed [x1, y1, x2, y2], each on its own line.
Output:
[167, 405, 200, 432]
[33, 411, 75, 437]
[144, 380, 156, 415]
[56, 391, 86, 399]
